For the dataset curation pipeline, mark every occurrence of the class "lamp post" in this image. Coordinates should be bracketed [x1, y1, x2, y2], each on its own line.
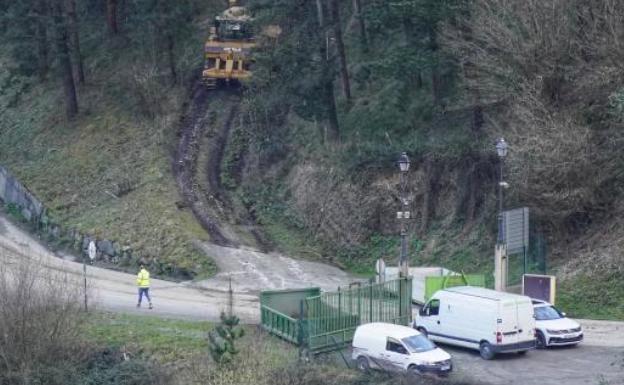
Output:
[496, 138, 508, 244]
[397, 152, 410, 278]
[494, 138, 508, 291]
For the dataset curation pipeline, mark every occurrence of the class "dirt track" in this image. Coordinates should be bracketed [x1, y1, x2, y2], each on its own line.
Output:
[173, 85, 232, 246]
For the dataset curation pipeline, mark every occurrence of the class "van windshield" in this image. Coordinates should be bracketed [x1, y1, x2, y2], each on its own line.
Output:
[402, 335, 436, 353]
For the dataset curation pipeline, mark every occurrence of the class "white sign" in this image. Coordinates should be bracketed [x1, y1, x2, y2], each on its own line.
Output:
[375, 258, 386, 276]
[88, 241, 96, 261]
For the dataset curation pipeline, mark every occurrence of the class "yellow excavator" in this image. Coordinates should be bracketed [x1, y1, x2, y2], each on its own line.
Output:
[202, 0, 255, 89]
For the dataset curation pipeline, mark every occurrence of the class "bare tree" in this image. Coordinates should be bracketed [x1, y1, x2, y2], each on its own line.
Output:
[0, 250, 86, 381]
[443, 0, 624, 228]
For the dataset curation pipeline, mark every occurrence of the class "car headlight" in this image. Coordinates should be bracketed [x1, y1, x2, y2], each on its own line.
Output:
[421, 359, 450, 366]
[546, 329, 563, 335]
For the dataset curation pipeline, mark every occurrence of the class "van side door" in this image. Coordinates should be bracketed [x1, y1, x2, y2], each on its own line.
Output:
[417, 298, 441, 337]
[381, 338, 410, 372]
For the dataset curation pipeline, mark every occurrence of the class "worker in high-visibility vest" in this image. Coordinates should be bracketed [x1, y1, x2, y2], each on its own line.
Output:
[136, 264, 153, 309]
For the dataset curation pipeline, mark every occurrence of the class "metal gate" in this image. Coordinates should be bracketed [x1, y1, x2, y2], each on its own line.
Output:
[304, 277, 412, 353]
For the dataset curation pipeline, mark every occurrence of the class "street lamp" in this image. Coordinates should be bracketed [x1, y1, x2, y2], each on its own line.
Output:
[496, 138, 507, 244]
[397, 152, 410, 278]
[494, 138, 508, 292]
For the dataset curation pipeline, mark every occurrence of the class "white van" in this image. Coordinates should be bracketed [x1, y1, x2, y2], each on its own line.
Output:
[352, 322, 452, 375]
[414, 286, 535, 359]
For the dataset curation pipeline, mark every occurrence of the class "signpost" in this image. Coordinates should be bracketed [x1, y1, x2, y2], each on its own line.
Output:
[83, 241, 96, 312]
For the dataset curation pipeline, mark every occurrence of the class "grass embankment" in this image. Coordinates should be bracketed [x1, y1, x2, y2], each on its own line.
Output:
[86, 312, 472, 385]
[0, 33, 215, 278]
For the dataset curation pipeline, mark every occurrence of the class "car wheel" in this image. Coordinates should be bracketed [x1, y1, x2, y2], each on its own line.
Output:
[417, 327, 428, 338]
[357, 356, 370, 373]
[479, 342, 495, 360]
[408, 364, 421, 376]
[536, 331, 547, 349]
[517, 350, 528, 355]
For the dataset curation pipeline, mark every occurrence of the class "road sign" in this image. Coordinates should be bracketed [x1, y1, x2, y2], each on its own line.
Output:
[88, 241, 96, 261]
[503, 207, 529, 255]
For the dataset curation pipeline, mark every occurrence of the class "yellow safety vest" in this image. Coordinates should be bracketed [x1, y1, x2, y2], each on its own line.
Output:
[137, 269, 150, 288]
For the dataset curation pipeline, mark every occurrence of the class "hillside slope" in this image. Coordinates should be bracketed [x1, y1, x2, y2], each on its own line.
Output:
[233, 0, 624, 319]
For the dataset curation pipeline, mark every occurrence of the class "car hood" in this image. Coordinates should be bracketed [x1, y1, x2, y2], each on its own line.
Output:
[411, 347, 451, 363]
[536, 317, 581, 330]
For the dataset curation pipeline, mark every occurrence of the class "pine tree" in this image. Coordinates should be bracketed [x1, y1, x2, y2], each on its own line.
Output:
[208, 311, 245, 364]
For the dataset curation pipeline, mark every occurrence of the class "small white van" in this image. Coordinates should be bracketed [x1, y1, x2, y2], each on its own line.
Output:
[352, 322, 452, 375]
[414, 286, 535, 360]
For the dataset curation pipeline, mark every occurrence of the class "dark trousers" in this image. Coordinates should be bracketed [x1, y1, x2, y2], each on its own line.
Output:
[138, 287, 151, 304]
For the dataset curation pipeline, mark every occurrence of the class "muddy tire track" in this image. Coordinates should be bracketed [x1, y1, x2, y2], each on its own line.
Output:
[173, 84, 232, 246]
[200, 96, 273, 252]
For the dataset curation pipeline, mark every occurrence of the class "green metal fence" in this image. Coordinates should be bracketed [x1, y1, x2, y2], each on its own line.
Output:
[260, 287, 320, 345]
[259, 278, 413, 354]
[305, 278, 412, 353]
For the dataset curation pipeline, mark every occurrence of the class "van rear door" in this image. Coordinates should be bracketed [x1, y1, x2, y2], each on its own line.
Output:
[515, 298, 535, 343]
[498, 300, 520, 345]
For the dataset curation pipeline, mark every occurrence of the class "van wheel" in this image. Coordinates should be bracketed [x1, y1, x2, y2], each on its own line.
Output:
[536, 331, 547, 349]
[517, 350, 527, 355]
[356, 356, 370, 372]
[417, 327, 428, 338]
[479, 342, 495, 360]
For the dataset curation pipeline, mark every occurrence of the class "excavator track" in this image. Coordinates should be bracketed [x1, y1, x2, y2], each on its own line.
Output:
[174, 80, 270, 251]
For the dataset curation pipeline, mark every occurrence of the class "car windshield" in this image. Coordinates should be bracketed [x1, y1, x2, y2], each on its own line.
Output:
[402, 335, 436, 353]
[534, 305, 563, 320]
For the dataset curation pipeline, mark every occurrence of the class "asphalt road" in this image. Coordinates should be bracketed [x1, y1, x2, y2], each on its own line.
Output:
[0, 214, 354, 323]
[446, 342, 624, 385]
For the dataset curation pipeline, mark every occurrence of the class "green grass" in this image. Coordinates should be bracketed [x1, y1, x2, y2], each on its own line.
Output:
[85, 311, 299, 366]
[557, 270, 624, 321]
[86, 312, 213, 362]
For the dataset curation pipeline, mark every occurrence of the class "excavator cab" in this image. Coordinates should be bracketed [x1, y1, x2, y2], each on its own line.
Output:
[202, 1, 255, 89]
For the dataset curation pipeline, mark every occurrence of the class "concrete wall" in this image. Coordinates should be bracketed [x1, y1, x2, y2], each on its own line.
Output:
[0, 166, 45, 222]
[0, 165, 147, 270]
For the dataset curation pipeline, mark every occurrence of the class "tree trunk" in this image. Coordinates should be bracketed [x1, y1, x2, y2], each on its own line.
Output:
[167, 33, 177, 85]
[66, 0, 85, 84]
[315, 0, 324, 30]
[329, 0, 351, 100]
[352, 0, 368, 52]
[106, 0, 118, 35]
[316, 0, 340, 142]
[429, 26, 441, 105]
[53, 0, 78, 119]
[35, 0, 49, 80]
[325, 76, 340, 142]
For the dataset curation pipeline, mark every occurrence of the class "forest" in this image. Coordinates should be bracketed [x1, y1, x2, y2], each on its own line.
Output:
[1, 0, 623, 343]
